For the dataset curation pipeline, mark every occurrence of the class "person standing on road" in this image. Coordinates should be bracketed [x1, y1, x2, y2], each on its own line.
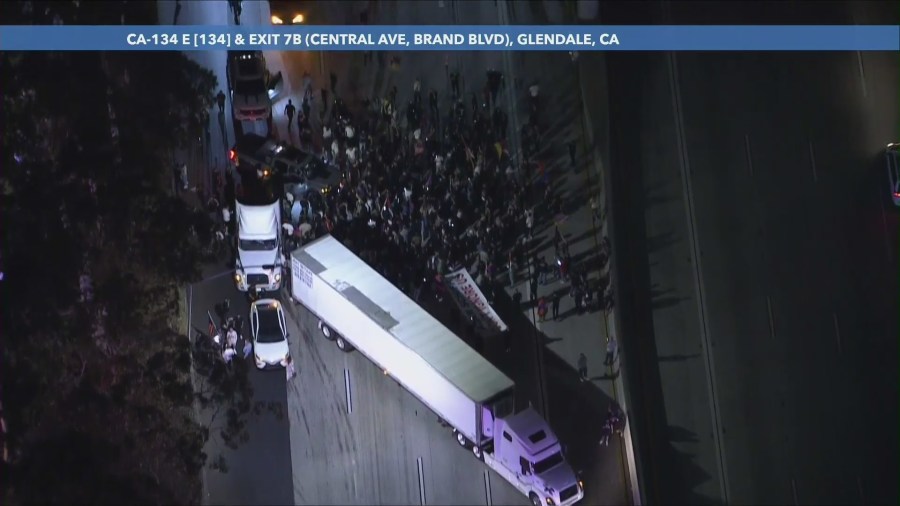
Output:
[599, 418, 613, 446]
[301, 97, 311, 122]
[428, 89, 439, 120]
[577, 352, 588, 382]
[552, 290, 561, 320]
[216, 90, 226, 113]
[284, 99, 296, 132]
[242, 338, 252, 359]
[604, 336, 618, 366]
[450, 71, 460, 98]
[229, 0, 242, 24]
[285, 355, 297, 380]
[537, 297, 548, 323]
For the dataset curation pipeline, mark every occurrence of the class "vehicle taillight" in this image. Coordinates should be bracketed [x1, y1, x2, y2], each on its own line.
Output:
[893, 192, 900, 198]
[229, 149, 237, 162]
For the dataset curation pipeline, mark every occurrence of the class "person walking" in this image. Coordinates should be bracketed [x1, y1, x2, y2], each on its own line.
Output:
[284, 99, 296, 132]
[552, 291, 561, 320]
[577, 352, 588, 382]
[599, 418, 613, 446]
[604, 336, 618, 366]
[537, 297, 548, 323]
[450, 71, 460, 98]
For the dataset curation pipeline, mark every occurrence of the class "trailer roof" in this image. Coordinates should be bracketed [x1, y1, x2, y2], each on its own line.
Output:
[295, 236, 514, 402]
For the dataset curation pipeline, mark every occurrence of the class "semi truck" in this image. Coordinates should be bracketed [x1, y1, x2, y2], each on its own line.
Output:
[233, 169, 284, 293]
[290, 236, 585, 506]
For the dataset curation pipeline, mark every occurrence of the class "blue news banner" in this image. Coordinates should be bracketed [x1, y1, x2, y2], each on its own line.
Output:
[1, 25, 898, 51]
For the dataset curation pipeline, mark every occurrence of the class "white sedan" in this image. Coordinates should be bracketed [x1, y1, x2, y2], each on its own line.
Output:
[250, 299, 290, 369]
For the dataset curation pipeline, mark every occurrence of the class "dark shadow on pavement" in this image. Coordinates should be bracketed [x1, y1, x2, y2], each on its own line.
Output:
[651, 295, 689, 310]
[658, 353, 701, 362]
[604, 47, 720, 505]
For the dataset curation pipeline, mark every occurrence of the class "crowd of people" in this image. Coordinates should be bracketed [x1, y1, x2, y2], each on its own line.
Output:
[276, 66, 612, 314]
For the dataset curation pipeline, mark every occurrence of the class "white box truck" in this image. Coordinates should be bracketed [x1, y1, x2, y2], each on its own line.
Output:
[290, 236, 585, 506]
[234, 200, 283, 292]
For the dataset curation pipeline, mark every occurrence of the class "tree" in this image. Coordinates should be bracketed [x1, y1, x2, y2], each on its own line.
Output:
[0, 3, 223, 504]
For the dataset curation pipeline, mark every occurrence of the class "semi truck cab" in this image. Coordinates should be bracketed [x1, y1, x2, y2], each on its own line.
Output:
[487, 408, 584, 506]
[234, 201, 283, 292]
[460, 402, 584, 506]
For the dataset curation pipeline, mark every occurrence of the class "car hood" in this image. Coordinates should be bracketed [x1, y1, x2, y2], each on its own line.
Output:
[254, 339, 289, 363]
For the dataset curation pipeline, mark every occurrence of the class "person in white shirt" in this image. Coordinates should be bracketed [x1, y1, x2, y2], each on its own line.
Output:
[604, 337, 618, 366]
[226, 327, 238, 348]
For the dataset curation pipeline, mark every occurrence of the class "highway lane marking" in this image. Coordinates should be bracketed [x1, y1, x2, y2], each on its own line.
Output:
[766, 296, 777, 340]
[808, 139, 818, 183]
[667, 52, 731, 504]
[416, 456, 427, 505]
[879, 192, 893, 264]
[483, 470, 493, 506]
[856, 51, 868, 99]
[791, 477, 799, 505]
[744, 134, 754, 177]
[833, 313, 842, 353]
[343, 368, 353, 414]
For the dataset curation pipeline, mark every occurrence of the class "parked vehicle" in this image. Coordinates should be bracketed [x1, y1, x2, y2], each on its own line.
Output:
[289, 236, 585, 506]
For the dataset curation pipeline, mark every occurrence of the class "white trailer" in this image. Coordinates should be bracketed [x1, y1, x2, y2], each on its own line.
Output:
[290, 236, 585, 506]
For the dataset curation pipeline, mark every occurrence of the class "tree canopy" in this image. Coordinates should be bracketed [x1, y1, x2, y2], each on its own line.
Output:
[0, 3, 225, 505]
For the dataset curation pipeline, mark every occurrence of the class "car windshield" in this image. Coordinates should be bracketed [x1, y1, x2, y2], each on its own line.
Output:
[256, 306, 284, 343]
[235, 79, 266, 96]
[533, 452, 564, 475]
[240, 238, 277, 251]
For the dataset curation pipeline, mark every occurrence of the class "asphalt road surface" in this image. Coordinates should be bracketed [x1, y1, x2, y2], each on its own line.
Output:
[602, 1, 899, 504]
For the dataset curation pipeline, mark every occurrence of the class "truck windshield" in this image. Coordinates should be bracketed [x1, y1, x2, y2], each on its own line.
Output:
[533, 452, 564, 475]
[240, 239, 277, 251]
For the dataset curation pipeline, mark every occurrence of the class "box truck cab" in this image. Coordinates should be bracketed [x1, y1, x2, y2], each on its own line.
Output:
[235, 201, 283, 292]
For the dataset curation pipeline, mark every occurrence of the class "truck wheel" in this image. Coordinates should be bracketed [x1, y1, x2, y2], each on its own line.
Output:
[319, 321, 335, 341]
[335, 336, 354, 352]
[454, 430, 468, 448]
[472, 445, 484, 461]
[529, 493, 541, 506]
